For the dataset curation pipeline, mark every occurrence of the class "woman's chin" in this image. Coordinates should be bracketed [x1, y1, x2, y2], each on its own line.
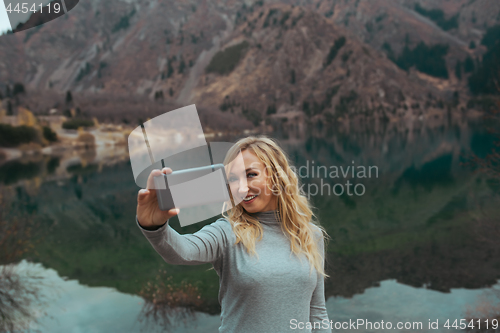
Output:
[242, 205, 260, 213]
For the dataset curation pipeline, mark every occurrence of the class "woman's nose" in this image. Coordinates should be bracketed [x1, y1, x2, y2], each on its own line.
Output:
[238, 179, 249, 196]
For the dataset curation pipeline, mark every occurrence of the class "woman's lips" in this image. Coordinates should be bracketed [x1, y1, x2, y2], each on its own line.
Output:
[242, 194, 258, 204]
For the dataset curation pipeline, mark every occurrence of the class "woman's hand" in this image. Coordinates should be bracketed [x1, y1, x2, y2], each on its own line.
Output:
[137, 167, 180, 228]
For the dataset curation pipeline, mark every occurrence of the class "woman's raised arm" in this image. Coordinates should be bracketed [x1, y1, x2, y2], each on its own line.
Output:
[136, 167, 231, 265]
[137, 218, 231, 265]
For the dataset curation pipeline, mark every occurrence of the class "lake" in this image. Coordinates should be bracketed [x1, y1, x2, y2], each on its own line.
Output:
[1, 116, 499, 332]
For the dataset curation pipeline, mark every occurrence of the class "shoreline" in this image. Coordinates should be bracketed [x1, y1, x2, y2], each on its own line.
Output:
[0, 109, 488, 166]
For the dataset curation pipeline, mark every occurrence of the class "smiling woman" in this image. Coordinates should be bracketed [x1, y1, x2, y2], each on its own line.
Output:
[136, 135, 331, 332]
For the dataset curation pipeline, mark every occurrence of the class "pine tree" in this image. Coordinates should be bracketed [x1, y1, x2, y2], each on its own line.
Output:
[6, 101, 13, 115]
[455, 61, 462, 80]
[66, 91, 73, 104]
[12, 83, 25, 96]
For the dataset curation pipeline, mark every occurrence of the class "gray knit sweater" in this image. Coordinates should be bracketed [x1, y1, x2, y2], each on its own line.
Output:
[137, 210, 332, 333]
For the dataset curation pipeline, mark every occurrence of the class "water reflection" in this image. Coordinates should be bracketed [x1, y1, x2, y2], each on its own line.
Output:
[0, 264, 49, 332]
[0, 118, 499, 330]
[138, 269, 203, 332]
[326, 279, 500, 333]
[6, 260, 500, 333]
[6, 261, 221, 333]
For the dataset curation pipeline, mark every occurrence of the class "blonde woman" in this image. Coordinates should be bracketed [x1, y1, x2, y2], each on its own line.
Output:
[136, 136, 332, 332]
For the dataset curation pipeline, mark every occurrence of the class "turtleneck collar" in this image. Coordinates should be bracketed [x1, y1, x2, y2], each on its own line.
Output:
[249, 210, 281, 225]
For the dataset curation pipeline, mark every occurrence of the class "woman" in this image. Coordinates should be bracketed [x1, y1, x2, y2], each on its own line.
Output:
[136, 136, 332, 332]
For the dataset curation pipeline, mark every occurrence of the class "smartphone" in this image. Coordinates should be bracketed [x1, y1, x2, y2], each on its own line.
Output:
[153, 164, 230, 211]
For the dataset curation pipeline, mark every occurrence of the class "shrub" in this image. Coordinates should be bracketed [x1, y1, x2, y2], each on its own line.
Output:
[77, 132, 96, 146]
[42, 126, 57, 142]
[0, 124, 38, 147]
[62, 118, 94, 130]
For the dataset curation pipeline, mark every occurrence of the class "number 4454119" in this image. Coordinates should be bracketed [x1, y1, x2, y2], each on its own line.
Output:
[6, 3, 62, 14]
[444, 319, 499, 330]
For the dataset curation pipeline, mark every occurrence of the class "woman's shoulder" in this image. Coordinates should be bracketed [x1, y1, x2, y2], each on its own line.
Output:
[309, 222, 325, 240]
[208, 217, 236, 240]
[212, 217, 232, 229]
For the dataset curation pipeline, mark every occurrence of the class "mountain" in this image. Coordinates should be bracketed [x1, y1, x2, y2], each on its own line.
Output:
[191, 3, 448, 125]
[0, 0, 498, 129]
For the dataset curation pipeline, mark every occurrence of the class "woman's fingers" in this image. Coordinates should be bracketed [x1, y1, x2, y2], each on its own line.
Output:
[145, 168, 173, 190]
[168, 208, 180, 216]
[146, 169, 163, 190]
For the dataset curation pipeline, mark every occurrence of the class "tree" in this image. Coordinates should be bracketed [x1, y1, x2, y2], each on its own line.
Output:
[65, 91, 73, 104]
[266, 104, 277, 115]
[154, 91, 164, 100]
[455, 61, 462, 80]
[178, 58, 186, 74]
[6, 101, 13, 116]
[464, 56, 475, 73]
[12, 83, 25, 96]
[302, 101, 311, 116]
[324, 36, 346, 67]
[166, 61, 174, 78]
[393, 42, 449, 79]
[42, 126, 57, 142]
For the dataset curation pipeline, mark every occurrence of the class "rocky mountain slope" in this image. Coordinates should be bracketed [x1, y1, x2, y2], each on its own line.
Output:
[0, 0, 498, 128]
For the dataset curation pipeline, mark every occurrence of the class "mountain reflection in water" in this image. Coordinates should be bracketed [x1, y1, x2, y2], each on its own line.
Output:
[0, 118, 499, 330]
[6, 261, 500, 333]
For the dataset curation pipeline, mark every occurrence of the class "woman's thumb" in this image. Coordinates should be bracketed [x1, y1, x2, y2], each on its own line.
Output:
[168, 208, 180, 216]
[138, 189, 149, 203]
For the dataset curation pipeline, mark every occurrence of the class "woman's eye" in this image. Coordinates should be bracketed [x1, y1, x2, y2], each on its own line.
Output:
[247, 173, 257, 178]
[229, 177, 238, 182]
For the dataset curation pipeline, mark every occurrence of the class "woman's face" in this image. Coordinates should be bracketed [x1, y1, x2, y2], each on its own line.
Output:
[228, 149, 277, 213]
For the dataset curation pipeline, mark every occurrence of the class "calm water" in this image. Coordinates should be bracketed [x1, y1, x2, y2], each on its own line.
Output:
[1, 118, 500, 332]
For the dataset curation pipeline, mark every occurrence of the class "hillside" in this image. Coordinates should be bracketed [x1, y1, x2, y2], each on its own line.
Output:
[0, 0, 498, 129]
[191, 4, 449, 124]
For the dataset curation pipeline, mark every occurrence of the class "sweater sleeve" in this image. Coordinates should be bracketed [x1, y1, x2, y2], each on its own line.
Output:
[310, 230, 332, 332]
[137, 216, 230, 265]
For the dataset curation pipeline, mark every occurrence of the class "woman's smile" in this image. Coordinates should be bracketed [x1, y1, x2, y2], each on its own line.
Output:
[242, 194, 258, 204]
